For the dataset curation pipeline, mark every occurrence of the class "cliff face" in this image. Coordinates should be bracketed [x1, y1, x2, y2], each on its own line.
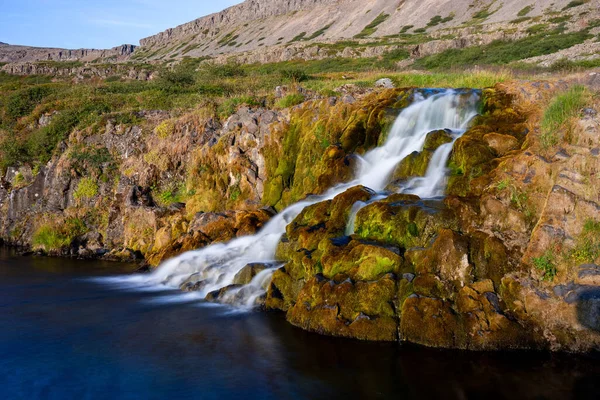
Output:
[0, 44, 136, 63]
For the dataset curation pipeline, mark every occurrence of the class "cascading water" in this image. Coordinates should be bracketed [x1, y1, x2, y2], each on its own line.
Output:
[104, 89, 480, 308]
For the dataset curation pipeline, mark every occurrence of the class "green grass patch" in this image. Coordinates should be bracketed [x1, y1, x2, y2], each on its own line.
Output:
[517, 5, 533, 17]
[354, 13, 390, 38]
[414, 29, 592, 69]
[540, 85, 589, 147]
[306, 24, 332, 40]
[276, 93, 305, 109]
[32, 217, 87, 252]
[563, 1, 586, 11]
[526, 24, 549, 35]
[532, 251, 557, 281]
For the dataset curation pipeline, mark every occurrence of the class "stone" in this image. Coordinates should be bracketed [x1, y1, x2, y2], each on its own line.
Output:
[375, 78, 394, 89]
[233, 263, 271, 285]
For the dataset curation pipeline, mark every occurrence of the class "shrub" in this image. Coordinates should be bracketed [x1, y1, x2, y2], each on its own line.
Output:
[199, 62, 245, 78]
[155, 68, 196, 93]
[414, 30, 592, 69]
[279, 68, 309, 82]
[26, 110, 80, 164]
[5, 85, 53, 121]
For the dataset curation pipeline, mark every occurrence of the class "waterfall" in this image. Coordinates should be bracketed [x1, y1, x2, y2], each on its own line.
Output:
[105, 89, 480, 308]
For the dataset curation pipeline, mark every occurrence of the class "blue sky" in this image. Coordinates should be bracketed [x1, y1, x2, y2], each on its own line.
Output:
[0, 0, 243, 49]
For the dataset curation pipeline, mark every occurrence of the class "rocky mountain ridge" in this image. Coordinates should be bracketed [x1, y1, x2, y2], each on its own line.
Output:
[0, 43, 136, 64]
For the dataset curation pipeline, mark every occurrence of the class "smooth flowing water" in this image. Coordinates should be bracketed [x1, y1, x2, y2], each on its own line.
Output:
[1, 250, 599, 399]
[122, 89, 480, 305]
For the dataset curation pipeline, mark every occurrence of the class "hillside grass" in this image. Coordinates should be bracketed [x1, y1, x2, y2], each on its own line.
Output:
[414, 29, 592, 69]
[3, 26, 596, 170]
[540, 85, 591, 147]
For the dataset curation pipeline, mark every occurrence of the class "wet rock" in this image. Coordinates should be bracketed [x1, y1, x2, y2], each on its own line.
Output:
[205, 284, 242, 302]
[233, 262, 270, 285]
[180, 273, 208, 292]
[286, 274, 398, 341]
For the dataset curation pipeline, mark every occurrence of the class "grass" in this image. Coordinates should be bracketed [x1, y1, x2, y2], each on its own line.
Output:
[354, 13, 390, 38]
[306, 24, 332, 40]
[276, 93, 305, 109]
[532, 251, 557, 281]
[563, 1, 586, 11]
[517, 5, 533, 17]
[32, 217, 87, 252]
[414, 29, 592, 69]
[540, 85, 590, 147]
[568, 219, 600, 264]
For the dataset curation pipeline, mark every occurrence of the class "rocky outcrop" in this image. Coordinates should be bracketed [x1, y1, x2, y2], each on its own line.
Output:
[1, 62, 154, 80]
[264, 81, 600, 352]
[0, 43, 136, 63]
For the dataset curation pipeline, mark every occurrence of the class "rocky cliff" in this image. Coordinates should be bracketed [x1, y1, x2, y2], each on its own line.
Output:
[0, 43, 136, 64]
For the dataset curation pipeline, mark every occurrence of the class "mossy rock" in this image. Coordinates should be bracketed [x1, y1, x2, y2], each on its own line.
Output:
[265, 267, 305, 311]
[423, 129, 454, 151]
[400, 297, 464, 348]
[389, 129, 454, 187]
[391, 150, 432, 182]
[320, 239, 402, 281]
[469, 231, 517, 287]
[354, 196, 457, 250]
[263, 89, 413, 209]
[405, 229, 473, 294]
[286, 274, 398, 341]
[275, 186, 376, 281]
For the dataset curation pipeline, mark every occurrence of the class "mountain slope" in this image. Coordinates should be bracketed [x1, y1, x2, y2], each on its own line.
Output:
[133, 0, 590, 61]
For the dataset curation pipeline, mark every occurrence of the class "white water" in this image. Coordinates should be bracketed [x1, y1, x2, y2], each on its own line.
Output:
[103, 89, 480, 308]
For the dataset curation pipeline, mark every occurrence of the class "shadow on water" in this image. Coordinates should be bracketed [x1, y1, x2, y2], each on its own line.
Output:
[0, 248, 599, 399]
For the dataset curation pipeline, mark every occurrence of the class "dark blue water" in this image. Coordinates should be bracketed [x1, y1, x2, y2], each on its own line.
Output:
[1, 248, 599, 399]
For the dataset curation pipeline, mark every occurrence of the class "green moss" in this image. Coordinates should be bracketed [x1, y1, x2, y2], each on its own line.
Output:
[73, 177, 99, 200]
